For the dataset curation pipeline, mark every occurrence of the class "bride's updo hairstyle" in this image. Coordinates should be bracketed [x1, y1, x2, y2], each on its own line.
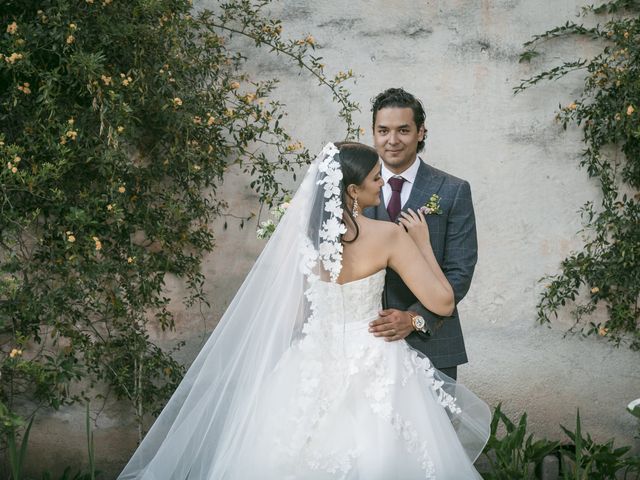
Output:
[334, 142, 379, 243]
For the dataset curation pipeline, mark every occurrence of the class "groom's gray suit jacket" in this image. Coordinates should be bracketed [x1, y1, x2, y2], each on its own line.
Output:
[364, 159, 477, 369]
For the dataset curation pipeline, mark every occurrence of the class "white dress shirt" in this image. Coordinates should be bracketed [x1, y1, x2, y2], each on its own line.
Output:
[380, 156, 422, 208]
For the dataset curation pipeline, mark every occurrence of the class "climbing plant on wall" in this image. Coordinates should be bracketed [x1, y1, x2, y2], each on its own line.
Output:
[516, 0, 639, 350]
[0, 0, 359, 451]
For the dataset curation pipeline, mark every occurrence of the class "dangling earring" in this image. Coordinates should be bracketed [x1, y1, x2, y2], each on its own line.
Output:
[352, 197, 359, 218]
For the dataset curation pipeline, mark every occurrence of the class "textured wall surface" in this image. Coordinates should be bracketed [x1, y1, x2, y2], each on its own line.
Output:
[25, 1, 638, 477]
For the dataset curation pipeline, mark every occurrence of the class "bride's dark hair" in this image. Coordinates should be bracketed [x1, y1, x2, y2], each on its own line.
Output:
[334, 142, 379, 243]
[307, 142, 378, 249]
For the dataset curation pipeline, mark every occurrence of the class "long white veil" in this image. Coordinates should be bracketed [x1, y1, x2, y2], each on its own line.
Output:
[118, 143, 489, 479]
[118, 143, 343, 479]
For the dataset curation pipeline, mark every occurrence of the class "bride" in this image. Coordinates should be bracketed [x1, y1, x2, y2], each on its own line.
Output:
[119, 142, 490, 479]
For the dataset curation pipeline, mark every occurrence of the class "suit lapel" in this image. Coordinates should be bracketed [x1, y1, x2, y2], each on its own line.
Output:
[375, 191, 390, 221]
[367, 160, 445, 221]
[405, 160, 446, 212]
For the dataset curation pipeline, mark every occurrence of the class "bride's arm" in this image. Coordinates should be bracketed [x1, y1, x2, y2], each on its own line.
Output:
[387, 213, 454, 317]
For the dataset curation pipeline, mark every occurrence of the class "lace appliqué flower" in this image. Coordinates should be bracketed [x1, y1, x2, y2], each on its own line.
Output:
[402, 347, 462, 416]
[315, 142, 346, 282]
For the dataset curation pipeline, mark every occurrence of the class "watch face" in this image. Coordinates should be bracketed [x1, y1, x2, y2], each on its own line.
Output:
[414, 316, 425, 329]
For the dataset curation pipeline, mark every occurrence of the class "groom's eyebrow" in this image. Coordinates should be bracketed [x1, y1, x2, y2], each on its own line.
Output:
[376, 123, 411, 129]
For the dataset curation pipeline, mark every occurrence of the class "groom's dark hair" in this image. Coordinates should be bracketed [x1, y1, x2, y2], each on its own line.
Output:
[371, 88, 427, 152]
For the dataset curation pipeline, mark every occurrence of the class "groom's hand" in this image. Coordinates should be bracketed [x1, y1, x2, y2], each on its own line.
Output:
[368, 309, 413, 342]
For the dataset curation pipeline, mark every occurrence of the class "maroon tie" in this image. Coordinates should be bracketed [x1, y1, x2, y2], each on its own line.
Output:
[387, 176, 406, 222]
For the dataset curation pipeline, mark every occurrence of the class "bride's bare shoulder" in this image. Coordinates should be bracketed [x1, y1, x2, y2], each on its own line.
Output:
[360, 217, 400, 241]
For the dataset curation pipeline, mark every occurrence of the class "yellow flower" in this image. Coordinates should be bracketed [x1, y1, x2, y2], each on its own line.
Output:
[68, 117, 74, 125]
[624, 31, 629, 39]
[92, 236, 102, 250]
[117, 126, 124, 133]
[193, 165, 201, 171]
[305, 35, 315, 46]
[118, 185, 126, 193]
[86, 0, 94, 3]
[127, 256, 135, 263]
[101, 75, 112, 86]
[224, 108, 235, 117]
[359, 127, 365, 136]
[567, 102, 577, 110]
[206, 115, 215, 126]
[69, 23, 77, 30]
[598, 326, 608, 336]
[7, 22, 18, 35]
[9, 348, 22, 358]
[66, 35, 75, 44]
[11, 166, 17, 173]
[614, 113, 621, 121]
[243, 92, 256, 103]
[590, 286, 599, 294]
[5, 52, 23, 64]
[67, 234, 76, 243]
[193, 116, 202, 125]
[102, 0, 112, 5]
[230, 81, 240, 90]
[172, 97, 182, 107]
[286, 142, 304, 151]
[65, 130, 78, 140]
[17, 82, 31, 94]
[106, 204, 113, 211]
[627, 105, 635, 115]
[13, 156, 21, 163]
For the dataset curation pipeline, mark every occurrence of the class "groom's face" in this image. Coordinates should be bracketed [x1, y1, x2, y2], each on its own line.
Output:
[373, 107, 425, 174]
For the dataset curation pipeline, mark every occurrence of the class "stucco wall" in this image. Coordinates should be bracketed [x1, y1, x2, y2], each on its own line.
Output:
[23, 1, 638, 477]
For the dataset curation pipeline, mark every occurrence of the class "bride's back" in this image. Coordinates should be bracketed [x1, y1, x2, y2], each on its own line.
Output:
[337, 216, 396, 285]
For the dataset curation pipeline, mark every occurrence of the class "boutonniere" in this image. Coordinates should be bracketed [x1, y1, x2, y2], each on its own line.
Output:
[419, 194, 442, 215]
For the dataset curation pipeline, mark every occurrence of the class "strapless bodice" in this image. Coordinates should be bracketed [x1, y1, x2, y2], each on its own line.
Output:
[306, 269, 386, 329]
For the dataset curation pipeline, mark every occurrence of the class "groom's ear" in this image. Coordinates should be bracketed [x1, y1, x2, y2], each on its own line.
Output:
[418, 124, 426, 141]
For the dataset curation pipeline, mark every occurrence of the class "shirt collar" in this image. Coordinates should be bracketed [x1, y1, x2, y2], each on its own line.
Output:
[380, 156, 421, 184]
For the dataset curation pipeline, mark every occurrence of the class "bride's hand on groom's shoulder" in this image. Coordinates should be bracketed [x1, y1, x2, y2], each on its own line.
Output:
[397, 208, 430, 245]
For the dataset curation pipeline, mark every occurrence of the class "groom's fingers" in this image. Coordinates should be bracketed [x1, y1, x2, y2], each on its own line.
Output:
[369, 310, 412, 339]
[369, 318, 395, 336]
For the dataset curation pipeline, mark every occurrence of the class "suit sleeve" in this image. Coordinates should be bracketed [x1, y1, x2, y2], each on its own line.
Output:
[408, 181, 478, 323]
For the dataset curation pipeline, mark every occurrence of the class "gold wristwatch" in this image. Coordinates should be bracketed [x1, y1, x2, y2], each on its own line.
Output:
[409, 312, 428, 334]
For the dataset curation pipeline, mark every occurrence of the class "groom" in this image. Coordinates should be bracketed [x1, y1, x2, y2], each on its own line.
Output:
[365, 88, 478, 381]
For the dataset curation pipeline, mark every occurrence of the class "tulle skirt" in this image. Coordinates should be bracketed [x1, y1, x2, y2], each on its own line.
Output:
[215, 315, 490, 480]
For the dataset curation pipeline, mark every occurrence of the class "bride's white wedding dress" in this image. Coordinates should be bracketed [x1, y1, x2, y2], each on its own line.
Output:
[118, 143, 489, 480]
[223, 269, 488, 479]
